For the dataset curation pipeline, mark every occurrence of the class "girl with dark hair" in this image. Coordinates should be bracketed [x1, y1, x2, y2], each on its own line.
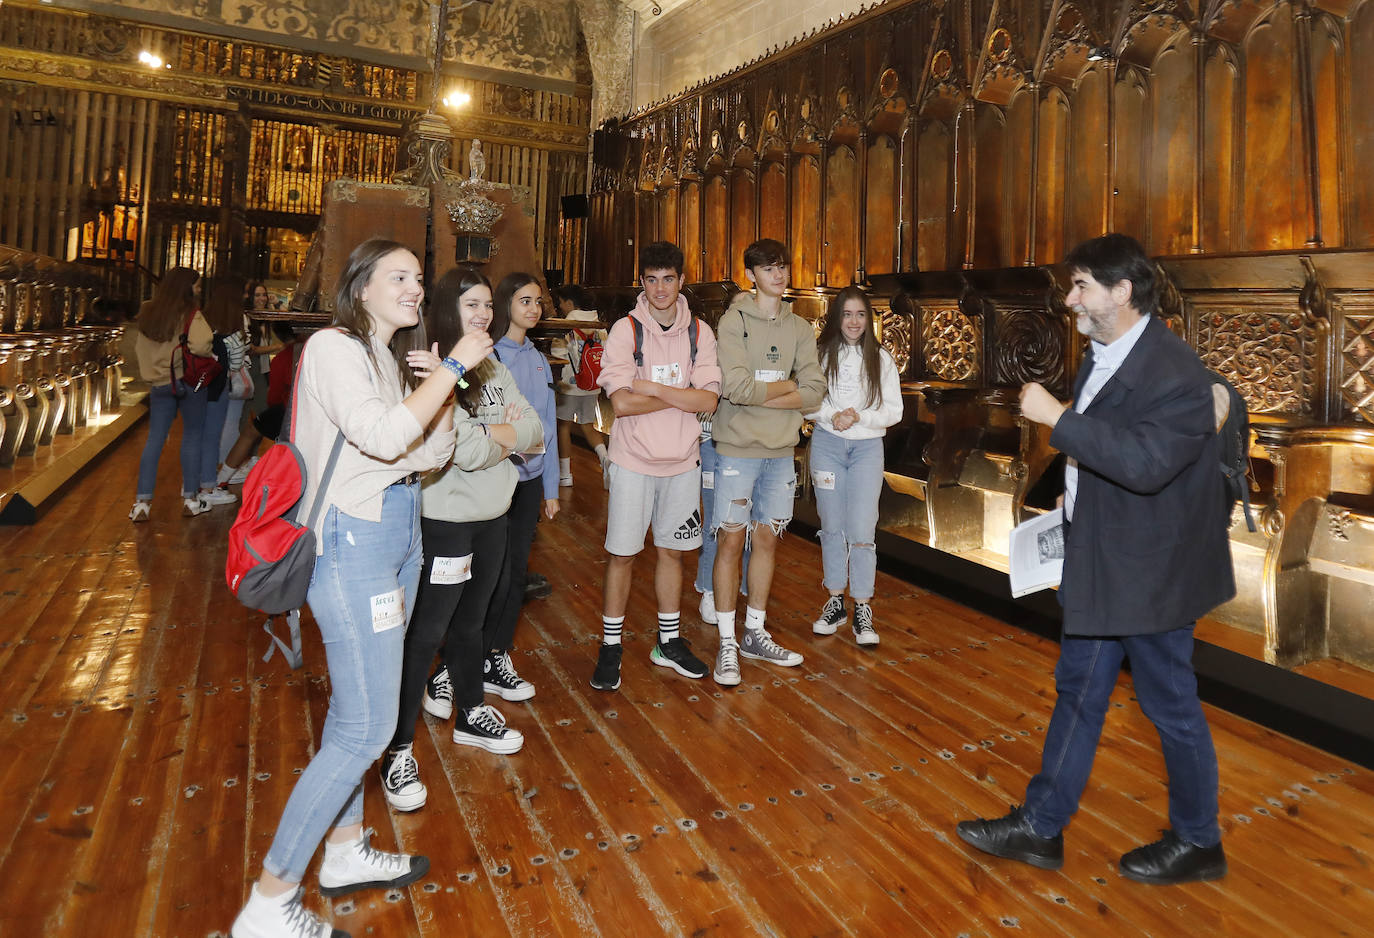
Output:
[129, 266, 212, 522]
[232, 240, 492, 938]
[378, 266, 542, 814]
[805, 286, 902, 645]
[483, 272, 559, 697]
[199, 275, 250, 508]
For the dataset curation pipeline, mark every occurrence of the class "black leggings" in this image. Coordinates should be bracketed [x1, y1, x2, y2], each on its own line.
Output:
[486, 478, 543, 655]
[391, 514, 508, 748]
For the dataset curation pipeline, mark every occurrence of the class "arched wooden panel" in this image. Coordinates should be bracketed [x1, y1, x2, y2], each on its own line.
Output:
[790, 154, 820, 288]
[1241, 10, 1301, 250]
[658, 184, 679, 247]
[825, 144, 858, 286]
[1311, 16, 1343, 247]
[1036, 87, 1069, 264]
[1351, 0, 1374, 246]
[1006, 90, 1033, 265]
[680, 180, 702, 282]
[637, 190, 658, 259]
[1148, 38, 1196, 256]
[899, 123, 916, 269]
[864, 135, 897, 275]
[730, 169, 756, 285]
[705, 174, 728, 281]
[972, 105, 1008, 269]
[916, 121, 951, 271]
[1113, 70, 1148, 243]
[1203, 48, 1238, 252]
[1067, 66, 1109, 247]
[759, 161, 786, 243]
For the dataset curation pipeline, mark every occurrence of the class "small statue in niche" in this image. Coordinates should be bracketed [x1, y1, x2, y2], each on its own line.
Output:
[468, 139, 486, 181]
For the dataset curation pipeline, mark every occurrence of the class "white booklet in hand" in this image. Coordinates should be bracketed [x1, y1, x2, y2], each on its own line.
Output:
[1008, 507, 1065, 598]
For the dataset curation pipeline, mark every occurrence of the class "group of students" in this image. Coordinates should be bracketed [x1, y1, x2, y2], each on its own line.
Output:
[228, 235, 902, 938]
[588, 237, 902, 694]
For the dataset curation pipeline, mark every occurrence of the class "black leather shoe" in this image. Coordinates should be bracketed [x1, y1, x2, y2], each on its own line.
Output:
[524, 571, 552, 601]
[956, 805, 1064, 870]
[1120, 830, 1226, 884]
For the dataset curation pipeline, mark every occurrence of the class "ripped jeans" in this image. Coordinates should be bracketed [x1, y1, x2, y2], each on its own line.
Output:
[808, 428, 883, 600]
[710, 452, 796, 538]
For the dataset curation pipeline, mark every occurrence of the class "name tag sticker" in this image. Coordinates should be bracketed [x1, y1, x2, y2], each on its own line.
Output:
[430, 554, 474, 585]
[813, 470, 836, 491]
[651, 362, 682, 385]
[754, 369, 787, 383]
[702, 470, 715, 490]
[370, 587, 405, 633]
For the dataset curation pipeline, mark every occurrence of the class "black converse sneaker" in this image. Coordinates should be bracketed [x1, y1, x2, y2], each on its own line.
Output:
[813, 595, 847, 635]
[379, 744, 427, 812]
[852, 602, 879, 646]
[453, 704, 524, 754]
[483, 650, 536, 701]
[422, 663, 453, 720]
[590, 642, 623, 691]
[649, 637, 708, 678]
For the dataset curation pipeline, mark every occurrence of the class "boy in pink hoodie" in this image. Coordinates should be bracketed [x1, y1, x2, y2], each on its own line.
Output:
[590, 242, 722, 692]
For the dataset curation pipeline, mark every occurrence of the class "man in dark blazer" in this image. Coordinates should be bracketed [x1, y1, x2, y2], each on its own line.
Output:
[956, 233, 1235, 885]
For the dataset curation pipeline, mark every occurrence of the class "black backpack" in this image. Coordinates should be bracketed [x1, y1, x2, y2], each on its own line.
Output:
[1207, 370, 1256, 533]
[631, 315, 700, 368]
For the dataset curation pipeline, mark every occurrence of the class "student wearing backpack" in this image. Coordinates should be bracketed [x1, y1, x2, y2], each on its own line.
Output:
[231, 241, 492, 938]
[589, 241, 722, 692]
[956, 234, 1235, 887]
[129, 266, 212, 522]
[806, 287, 903, 645]
[199, 275, 251, 508]
[550, 283, 608, 485]
[378, 266, 543, 814]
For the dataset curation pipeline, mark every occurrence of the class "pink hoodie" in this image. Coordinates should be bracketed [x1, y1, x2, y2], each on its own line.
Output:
[598, 293, 722, 477]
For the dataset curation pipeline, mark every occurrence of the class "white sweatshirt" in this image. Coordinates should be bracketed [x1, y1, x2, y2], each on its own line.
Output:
[805, 344, 904, 440]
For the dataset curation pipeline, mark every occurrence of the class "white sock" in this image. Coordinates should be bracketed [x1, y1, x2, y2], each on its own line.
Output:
[745, 606, 767, 631]
[716, 609, 736, 644]
[559, 457, 571, 475]
[216, 464, 236, 484]
[602, 615, 624, 645]
[657, 612, 680, 644]
[595, 443, 608, 460]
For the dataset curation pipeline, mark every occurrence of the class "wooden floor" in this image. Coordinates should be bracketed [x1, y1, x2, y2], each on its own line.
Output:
[2, 427, 1373, 938]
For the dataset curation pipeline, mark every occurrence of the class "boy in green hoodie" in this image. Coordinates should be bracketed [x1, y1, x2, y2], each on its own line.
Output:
[709, 238, 827, 686]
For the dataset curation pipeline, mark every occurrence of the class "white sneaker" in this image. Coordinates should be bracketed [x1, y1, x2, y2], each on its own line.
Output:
[129, 501, 150, 523]
[230, 884, 340, 938]
[182, 495, 210, 517]
[380, 745, 427, 812]
[227, 456, 258, 485]
[202, 486, 238, 507]
[712, 640, 741, 686]
[318, 828, 430, 898]
[698, 591, 718, 625]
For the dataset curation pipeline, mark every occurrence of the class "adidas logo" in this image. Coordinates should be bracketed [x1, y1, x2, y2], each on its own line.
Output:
[673, 508, 702, 541]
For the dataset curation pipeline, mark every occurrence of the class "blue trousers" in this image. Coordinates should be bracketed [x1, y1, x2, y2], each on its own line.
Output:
[1022, 624, 1221, 847]
[136, 383, 208, 500]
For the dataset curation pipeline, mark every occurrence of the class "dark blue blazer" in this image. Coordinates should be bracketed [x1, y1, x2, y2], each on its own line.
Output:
[1051, 316, 1236, 636]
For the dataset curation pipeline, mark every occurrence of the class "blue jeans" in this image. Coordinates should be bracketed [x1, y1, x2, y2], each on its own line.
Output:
[809, 429, 884, 601]
[136, 382, 208, 500]
[1022, 625, 1221, 847]
[263, 482, 423, 883]
[202, 392, 230, 488]
[711, 452, 796, 534]
[696, 438, 749, 593]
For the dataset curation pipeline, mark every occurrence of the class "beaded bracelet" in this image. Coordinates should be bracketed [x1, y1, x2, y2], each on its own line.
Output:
[441, 356, 468, 389]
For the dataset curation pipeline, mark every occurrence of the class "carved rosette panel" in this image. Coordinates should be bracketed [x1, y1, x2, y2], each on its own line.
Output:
[993, 307, 1065, 391]
[920, 305, 980, 382]
[1196, 307, 1317, 416]
[880, 308, 914, 376]
[1339, 310, 1374, 423]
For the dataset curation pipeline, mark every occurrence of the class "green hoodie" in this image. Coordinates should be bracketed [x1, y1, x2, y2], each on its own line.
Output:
[420, 361, 543, 523]
[712, 293, 826, 459]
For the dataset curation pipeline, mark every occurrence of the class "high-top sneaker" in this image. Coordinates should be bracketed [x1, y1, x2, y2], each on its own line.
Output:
[230, 884, 347, 938]
[813, 595, 846, 635]
[379, 744, 427, 812]
[318, 828, 430, 897]
[852, 602, 879, 646]
[453, 704, 524, 754]
[483, 650, 536, 701]
[422, 663, 453, 720]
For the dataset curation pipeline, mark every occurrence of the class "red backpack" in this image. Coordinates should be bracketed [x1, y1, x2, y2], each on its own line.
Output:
[571, 328, 604, 391]
[225, 335, 344, 667]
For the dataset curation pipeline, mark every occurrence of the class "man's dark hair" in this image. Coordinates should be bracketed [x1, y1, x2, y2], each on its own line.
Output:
[640, 241, 684, 277]
[553, 283, 592, 310]
[1063, 233, 1158, 316]
[743, 238, 788, 270]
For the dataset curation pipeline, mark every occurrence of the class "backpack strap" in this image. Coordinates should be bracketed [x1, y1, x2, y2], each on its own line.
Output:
[261, 609, 304, 670]
[688, 316, 699, 365]
[632, 317, 644, 367]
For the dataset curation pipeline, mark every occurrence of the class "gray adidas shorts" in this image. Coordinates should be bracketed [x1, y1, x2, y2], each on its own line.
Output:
[604, 462, 703, 555]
